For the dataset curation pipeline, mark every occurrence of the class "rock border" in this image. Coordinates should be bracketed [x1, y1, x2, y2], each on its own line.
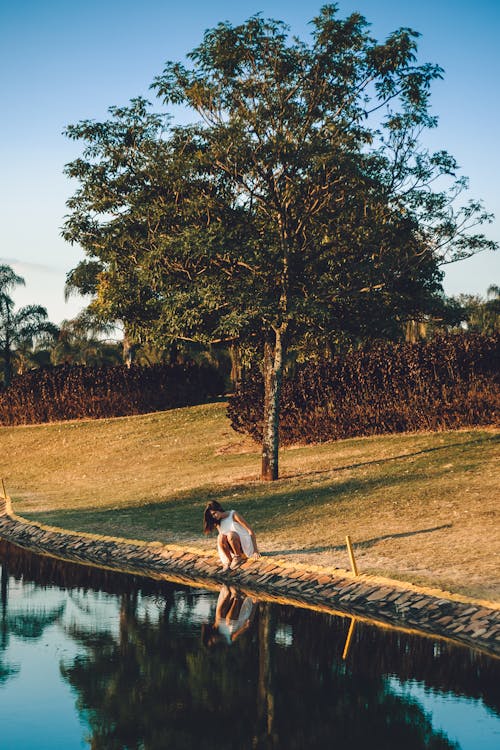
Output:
[0, 495, 498, 657]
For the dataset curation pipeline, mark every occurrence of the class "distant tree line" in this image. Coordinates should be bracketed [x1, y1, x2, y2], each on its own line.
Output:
[0, 263, 233, 388]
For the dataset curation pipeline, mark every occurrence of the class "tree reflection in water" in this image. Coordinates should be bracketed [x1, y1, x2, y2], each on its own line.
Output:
[1, 556, 19, 685]
[1, 545, 66, 686]
[62, 592, 465, 750]
[0, 541, 498, 749]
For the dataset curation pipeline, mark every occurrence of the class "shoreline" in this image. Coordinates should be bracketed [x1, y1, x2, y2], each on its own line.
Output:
[1, 494, 499, 658]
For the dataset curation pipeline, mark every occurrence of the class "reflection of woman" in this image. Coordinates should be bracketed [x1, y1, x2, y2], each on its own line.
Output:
[202, 585, 257, 647]
[203, 501, 261, 571]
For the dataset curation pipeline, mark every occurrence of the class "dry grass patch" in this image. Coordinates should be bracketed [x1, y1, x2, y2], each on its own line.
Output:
[1, 401, 498, 601]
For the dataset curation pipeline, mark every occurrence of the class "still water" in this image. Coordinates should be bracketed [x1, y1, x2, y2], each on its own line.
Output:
[0, 541, 498, 750]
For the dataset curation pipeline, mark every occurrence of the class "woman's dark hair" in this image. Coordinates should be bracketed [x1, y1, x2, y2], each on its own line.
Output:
[201, 623, 224, 648]
[203, 500, 224, 534]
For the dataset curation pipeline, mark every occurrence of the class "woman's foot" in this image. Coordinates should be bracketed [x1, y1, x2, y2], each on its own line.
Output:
[221, 563, 230, 572]
[230, 555, 243, 570]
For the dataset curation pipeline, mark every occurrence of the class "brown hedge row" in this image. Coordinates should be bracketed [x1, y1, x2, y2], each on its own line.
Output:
[0, 362, 224, 426]
[227, 334, 500, 444]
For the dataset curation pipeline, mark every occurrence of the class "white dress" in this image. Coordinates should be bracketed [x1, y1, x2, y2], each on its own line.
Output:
[217, 596, 256, 644]
[217, 509, 255, 563]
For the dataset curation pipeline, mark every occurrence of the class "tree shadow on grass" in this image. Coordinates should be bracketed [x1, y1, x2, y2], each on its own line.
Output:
[264, 523, 453, 557]
[27, 462, 450, 543]
[281, 434, 498, 480]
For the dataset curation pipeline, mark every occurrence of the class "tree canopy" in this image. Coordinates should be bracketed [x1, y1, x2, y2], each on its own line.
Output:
[63, 5, 497, 479]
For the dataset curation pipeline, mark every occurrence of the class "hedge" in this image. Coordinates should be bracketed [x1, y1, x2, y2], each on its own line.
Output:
[0, 362, 225, 426]
[227, 333, 499, 444]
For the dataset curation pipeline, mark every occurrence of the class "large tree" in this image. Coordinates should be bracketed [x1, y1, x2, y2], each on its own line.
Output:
[63, 6, 496, 480]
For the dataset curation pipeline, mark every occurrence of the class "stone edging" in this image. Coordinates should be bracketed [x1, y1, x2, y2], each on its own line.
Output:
[0, 495, 499, 657]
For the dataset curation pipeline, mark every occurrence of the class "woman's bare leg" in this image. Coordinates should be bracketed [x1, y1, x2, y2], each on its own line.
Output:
[227, 593, 244, 620]
[218, 535, 232, 569]
[226, 532, 247, 569]
[226, 531, 244, 557]
[215, 585, 232, 622]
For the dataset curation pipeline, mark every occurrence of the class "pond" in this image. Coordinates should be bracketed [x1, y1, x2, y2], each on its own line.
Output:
[0, 541, 499, 750]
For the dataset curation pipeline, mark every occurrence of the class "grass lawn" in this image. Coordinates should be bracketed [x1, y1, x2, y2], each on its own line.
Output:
[1, 401, 498, 601]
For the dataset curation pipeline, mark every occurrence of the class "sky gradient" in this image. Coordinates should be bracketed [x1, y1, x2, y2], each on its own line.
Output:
[1, 0, 499, 323]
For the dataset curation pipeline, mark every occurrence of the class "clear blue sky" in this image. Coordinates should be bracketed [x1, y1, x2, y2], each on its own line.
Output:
[1, 0, 499, 323]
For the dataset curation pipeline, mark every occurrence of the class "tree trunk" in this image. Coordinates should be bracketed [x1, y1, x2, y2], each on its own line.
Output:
[1, 554, 8, 649]
[261, 328, 285, 481]
[229, 342, 242, 391]
[3, 302, 12, 387]
[255, 604, 276, 748]
[122, 332, 138, 368]
[169, 340, 179, 365]
[3, 345, 12, 388]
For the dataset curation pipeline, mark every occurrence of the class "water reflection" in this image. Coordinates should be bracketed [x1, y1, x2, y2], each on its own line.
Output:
[0, 541, 498, 750]
[202, 584, 258, 647]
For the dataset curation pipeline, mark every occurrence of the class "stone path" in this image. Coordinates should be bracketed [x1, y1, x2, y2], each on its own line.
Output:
[0, 495, 498, 657]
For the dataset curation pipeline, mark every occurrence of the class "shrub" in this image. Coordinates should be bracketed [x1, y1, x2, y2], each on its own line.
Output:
[0, 362, 224, 426]
[227, 333, 499, 444]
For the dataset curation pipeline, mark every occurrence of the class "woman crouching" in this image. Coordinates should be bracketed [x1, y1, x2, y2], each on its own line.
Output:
[203, 500, 261, 571]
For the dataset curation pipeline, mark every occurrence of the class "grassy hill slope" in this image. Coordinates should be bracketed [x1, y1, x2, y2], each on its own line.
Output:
[1, 401, 498, 600]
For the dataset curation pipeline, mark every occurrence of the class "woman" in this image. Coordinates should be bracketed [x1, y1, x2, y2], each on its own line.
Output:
[203, 500, 261, 571]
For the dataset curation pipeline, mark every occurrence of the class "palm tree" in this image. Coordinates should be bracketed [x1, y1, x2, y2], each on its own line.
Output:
[455, 285, 500, 336]
[0, 264, 58, 386]
[12, 337, 52, 375]
[50, 313, 122, 367]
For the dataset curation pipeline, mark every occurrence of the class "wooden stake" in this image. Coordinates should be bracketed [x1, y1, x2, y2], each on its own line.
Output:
[1, 478, 6, 499]
[346, 535, 359, 576]
[342, 617, 356, 661]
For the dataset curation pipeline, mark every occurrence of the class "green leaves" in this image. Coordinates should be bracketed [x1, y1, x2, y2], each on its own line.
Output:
[63, 4, 496, 381]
